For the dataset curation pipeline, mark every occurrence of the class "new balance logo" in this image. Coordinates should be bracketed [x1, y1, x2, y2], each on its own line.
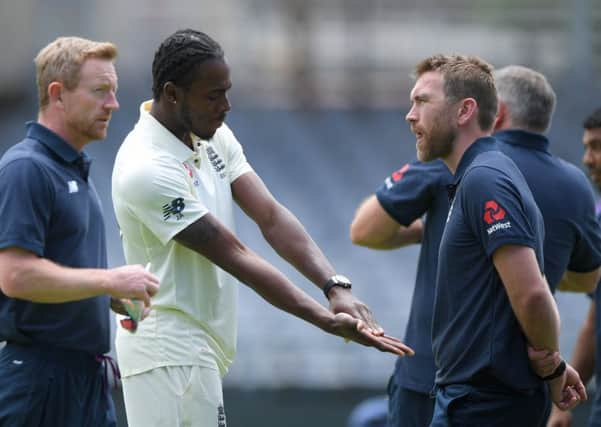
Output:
[162, 197, 185, 220]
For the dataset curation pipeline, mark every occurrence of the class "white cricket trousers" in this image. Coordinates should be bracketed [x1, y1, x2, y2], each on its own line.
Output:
[121, 365, 226, 427]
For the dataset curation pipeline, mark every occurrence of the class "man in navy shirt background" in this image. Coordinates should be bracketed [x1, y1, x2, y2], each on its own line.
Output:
[406, 53, 585, 426]
[351, 159, 451, 427]
[548, 107, 601, 427]
[0, 36, 159, 426]
[493, 65, 601, 295]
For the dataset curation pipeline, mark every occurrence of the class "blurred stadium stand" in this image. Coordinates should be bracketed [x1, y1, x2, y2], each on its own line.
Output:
[1, 0, 600, 425]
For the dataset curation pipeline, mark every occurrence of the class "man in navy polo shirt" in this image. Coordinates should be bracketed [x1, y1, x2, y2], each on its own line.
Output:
[548, 107, 601, 426]
[494, 65, 601, 295]
[0, 37, 159, 427]
[350, 64, 601, 426]
[351, 159, 452, 427]
[406, 54, 585, 426]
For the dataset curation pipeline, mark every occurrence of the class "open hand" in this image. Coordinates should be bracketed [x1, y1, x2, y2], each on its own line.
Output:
[330, 312, 414, 356]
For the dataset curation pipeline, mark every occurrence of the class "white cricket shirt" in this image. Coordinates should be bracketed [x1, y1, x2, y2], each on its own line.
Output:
[112, 101, 253, 377]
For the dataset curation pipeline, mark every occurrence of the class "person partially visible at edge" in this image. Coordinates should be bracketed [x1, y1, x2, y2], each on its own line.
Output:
[0, 36, 159, 427]
[406, 54, 585, 426]
[351, 156, 451, 427]
[547, 107, 601, 427]
[112, 29, 412, 427]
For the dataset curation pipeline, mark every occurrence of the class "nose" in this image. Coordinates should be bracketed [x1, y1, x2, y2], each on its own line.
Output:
[406, 105, 417, 123]
[583, 147, 593, 167]
[105, 91, 120, 111]
[222, 94, 231, 113]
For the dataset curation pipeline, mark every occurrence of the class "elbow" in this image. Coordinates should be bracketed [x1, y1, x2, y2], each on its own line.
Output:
[349, 222, 370, 247]
[0, 270, 23, 299]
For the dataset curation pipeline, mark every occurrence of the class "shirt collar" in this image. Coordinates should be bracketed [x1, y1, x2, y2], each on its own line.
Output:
[25, 121, 92, 179]
[137, 100, 203, 163]
[493, 129, 550, 153]
[453, 136, 499, 185]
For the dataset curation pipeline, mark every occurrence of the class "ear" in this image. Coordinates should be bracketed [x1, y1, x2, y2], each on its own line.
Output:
[492, 101, 508, 132]
[456, 98, 478, 126]
[163, 82, 179, 105]
[47, 81, 64, 107]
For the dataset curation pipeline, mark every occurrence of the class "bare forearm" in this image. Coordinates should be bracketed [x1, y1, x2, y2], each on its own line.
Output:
[0, 255, 109, 303]
[570, 302, 596, 383]
[260, 205, 335, 286]
[225, 246, 335, 332]
[514, 289, 560, 351]
[494, 245, 560, 351]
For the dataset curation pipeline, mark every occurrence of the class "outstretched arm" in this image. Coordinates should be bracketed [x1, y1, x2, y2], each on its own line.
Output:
[231, 171, 386, 333]
[174, 210, 413, 356]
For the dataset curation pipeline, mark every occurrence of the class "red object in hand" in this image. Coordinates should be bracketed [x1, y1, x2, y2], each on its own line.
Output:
[120, 317, 138, 332]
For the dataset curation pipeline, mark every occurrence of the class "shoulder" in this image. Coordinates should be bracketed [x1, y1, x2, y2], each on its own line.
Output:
[0, 140, 52, 179]
[463, 152, 518, 184]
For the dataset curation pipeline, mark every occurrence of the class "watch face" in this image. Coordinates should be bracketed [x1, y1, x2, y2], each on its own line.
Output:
[333, 275, 351, 286]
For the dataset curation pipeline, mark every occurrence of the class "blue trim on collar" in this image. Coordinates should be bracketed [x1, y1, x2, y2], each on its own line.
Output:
[494, 129, 550, 153]
[454, 136, 498, 184]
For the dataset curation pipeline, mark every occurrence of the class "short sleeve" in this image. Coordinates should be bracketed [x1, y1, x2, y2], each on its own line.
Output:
[217, 125, 253, 184]
[376, 160, 446, 226]
[0, 159, 53, 255]
[461, 165, 539, 257]
[117, 157, 209, 246]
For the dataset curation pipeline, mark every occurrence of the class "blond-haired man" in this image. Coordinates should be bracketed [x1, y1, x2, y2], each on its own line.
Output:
[0, 36, 159, 426]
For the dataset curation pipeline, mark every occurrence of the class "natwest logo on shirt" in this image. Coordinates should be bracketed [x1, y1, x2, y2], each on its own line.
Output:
[483, 200, 511, 235]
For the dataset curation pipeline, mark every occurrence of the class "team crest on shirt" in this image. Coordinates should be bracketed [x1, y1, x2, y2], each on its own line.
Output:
[206, 146, 227, 179]
[217, 404, 227, 426]
[483, 200, 511, 234]
[162, 197, 185, 220]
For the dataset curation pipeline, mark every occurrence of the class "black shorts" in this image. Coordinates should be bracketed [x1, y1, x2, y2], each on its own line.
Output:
[0, 342, 116, 427]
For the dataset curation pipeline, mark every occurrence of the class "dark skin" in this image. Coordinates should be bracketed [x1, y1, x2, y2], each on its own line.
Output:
[148, 58, 413, 355]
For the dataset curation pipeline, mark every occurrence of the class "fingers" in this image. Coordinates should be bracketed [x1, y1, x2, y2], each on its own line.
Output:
[351, 327, 414, 356]
[357, 305, 384, 335]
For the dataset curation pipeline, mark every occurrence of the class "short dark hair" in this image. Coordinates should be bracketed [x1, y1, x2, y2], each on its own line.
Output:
[414, 54, 497, 131]
[152, 29, 224, 100]
[583, 107, 601, 130]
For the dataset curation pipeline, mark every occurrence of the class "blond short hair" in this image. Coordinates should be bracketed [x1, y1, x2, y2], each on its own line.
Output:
[35, 36, 118, 109]
[414, 54, 497, 131]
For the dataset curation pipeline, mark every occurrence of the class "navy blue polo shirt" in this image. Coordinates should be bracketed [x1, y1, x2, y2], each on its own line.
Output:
[496, 129, 601, 292]
[0, 122, 110, 355]
[376, 160, 452, 393]
[433, 137, 545, 390]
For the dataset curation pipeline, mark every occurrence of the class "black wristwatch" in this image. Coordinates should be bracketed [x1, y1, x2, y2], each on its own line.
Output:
[541, 359, 566, 381]
[323, 274, 352, 299]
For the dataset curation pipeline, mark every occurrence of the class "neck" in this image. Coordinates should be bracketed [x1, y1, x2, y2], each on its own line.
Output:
[443, 129, 490, 174]
[150, 101, 192, 149]
[37, 111, 86, 152]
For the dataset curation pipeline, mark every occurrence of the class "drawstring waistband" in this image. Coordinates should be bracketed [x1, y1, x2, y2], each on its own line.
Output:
[95, 354, 121, 390]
